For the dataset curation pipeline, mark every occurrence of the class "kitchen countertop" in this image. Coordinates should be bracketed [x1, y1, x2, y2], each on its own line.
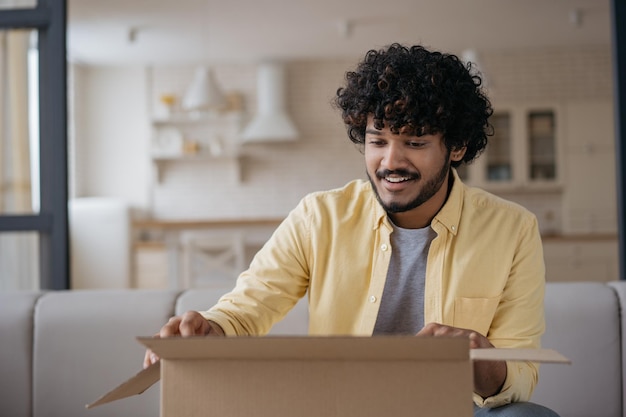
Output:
[133, 218, 617, 242]
[133, 217, 284, 229]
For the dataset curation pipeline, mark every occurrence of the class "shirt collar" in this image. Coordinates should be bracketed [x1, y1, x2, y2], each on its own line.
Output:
[432, 168, 464, 236]
[363, 181, 391, 232]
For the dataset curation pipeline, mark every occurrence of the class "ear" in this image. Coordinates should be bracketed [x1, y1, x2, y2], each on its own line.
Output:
[450, 147, 467, 162]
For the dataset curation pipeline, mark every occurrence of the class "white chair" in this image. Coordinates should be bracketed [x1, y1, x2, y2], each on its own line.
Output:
[179, 230, 246, 289]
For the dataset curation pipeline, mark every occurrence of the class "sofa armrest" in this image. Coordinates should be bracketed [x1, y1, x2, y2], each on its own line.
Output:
[0, 291, 44, 417]
[608, 281, 626, 417]
[532, 282, 622, 417]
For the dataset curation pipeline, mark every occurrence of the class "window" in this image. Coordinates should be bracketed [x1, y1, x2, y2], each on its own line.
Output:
[0, 1, 69, 290]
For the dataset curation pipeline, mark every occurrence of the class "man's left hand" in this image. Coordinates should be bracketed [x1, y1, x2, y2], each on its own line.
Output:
[416, 322, 507, 398]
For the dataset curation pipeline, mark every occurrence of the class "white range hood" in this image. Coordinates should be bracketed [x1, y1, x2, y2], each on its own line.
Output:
[240, 61, 299, 143]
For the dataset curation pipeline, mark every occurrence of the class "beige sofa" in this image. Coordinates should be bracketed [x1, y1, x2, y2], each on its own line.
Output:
[0, 281, 623, 417]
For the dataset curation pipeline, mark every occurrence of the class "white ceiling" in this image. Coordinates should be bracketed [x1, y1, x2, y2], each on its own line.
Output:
[67, 0, 613, 66]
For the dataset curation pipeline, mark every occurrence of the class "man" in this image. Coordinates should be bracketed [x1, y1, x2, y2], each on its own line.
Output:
[145, 44, 558, 416]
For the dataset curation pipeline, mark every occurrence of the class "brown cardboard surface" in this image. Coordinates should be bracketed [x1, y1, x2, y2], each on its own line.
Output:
[86, 336, 570, 415]
[139, 335, 470, 361]
[158, 337, 473, 417]
[161, 357, 473, 417]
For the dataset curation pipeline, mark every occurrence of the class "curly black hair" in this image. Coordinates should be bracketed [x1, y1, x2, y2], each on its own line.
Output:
[334, 43, 493, 167]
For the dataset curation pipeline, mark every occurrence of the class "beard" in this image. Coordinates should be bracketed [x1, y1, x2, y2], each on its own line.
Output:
[368, 157, 451, 214]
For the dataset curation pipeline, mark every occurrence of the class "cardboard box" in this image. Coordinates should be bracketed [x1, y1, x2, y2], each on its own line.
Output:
[88, 336, 569, 417]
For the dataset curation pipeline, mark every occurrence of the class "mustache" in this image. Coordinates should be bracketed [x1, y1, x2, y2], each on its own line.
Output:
[376, 169, 420, 180]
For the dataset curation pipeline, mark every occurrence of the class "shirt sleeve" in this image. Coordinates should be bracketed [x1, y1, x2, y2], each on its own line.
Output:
[199, 198, 312, 336]
[474, 215, 545, 408]
[474, 361, 540, 408]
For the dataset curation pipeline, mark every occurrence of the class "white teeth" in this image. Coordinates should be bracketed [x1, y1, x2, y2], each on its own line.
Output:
[385, 176, 411, 183]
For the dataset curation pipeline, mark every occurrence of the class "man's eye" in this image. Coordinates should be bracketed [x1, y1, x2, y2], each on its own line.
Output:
[368, 140, 385, 146]
[408, 142, 425, 148]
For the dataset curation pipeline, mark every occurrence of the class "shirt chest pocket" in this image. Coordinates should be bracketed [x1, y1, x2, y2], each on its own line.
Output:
[453, 296, 501, 336]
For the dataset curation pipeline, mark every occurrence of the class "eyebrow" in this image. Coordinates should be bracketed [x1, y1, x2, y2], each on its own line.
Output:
[365, 128, 383, 136]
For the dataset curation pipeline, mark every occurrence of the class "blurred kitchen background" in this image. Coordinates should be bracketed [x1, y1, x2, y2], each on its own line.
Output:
[0, 0, 618, 291]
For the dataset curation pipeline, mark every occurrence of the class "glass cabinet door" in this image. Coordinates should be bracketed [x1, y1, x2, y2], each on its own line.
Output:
[528, 111, 556, 181]
[458, 105, 559, 189]
[486, 112, 512, 181]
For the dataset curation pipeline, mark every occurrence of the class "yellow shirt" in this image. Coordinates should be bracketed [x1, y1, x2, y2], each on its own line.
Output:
[202, 170, 546, 408]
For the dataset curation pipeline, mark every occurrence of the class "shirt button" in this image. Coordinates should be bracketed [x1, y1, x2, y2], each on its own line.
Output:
[380, 243, 388, 251]
[451, 225, 456, 231]
[369, 295, 377, 303]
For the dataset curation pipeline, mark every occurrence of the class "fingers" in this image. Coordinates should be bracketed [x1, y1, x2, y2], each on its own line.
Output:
[179, 311, 211, 336]
[159, 316, 183, 337]
[469, 331, 494, 349]
[416, 323, 492, 348]
[144, 311, 214, 369]
[158, 311, 209, 338]
[143, 348, 159, 369]
[416, 322, 467, 337]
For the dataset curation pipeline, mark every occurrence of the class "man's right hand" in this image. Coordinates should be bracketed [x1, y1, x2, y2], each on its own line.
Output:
[143, 310, 224, 368]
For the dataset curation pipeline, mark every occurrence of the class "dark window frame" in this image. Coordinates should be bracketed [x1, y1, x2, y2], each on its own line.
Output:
[613, 0, 626, 280]
[0, 0, 68, 290]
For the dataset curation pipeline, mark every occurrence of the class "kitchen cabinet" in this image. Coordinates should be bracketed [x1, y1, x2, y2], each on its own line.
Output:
[542, 235, 618, 283]
[132, 242, 169, 289]
[560, 100, 616, 234]
[458, 99, 616, 236]
[459, 103, 563, 193]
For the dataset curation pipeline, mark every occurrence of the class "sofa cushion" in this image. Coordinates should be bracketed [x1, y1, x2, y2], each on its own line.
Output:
[0, 291, 44, 417]
[177, 287, 309, 335]
[532, 282, 621, 417]
[32, 289, 179, 417]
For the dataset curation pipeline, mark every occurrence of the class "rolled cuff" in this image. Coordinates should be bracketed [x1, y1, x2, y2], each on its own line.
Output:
[199, 310, 240, 336]
[473, 361, 538, 408]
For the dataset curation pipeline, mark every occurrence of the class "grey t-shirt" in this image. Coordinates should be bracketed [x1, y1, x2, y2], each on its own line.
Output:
[373, 221, 436, 335]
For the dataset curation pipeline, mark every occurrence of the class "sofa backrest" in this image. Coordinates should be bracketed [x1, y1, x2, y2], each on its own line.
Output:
[32, 289, 180, 417]
[532, 282, 623, 417]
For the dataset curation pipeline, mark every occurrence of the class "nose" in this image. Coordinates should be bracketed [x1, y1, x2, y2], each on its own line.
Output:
[381, 142, 407, 170]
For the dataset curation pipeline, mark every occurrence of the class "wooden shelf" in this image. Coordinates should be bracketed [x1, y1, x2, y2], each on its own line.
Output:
[151, 152, 242, 183]
[152, 111, 243, 125]
[150, 108, 244, 182]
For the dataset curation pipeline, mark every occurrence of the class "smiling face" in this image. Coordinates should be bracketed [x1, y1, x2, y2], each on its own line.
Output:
[364, 116, 465, 229]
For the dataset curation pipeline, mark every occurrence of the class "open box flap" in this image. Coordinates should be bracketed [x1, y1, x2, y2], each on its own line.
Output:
[85, 361, 160, 409]
[470, 347, 571, 363]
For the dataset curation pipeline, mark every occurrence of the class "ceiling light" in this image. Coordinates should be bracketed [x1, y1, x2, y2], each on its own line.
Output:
[181, 67, 227, 114]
